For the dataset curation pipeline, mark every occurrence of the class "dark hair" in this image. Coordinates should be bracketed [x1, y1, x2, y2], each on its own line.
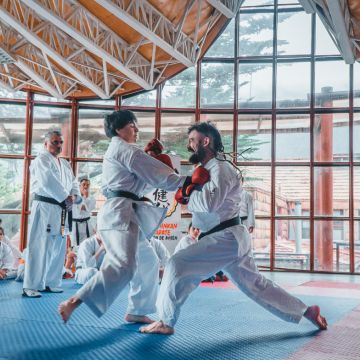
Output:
[104, 110, 137, 138]
[79, 177, 90, 184]
[187, 121, 224, 153]
[0, 226, 4, 235]
[188, 222, 192, 231]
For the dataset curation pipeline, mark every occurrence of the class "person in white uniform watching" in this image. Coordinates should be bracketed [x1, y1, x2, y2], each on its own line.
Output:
[0, 226, 21, 271]
[59, 110, 206, 324]
[71, 177, 96, 247]
[174, 222, 200, 254]
[75, 232, 105, 285]
[23, 130, 80, 298]
[140, 121, 327, 335]
[0, 227, 17, 280]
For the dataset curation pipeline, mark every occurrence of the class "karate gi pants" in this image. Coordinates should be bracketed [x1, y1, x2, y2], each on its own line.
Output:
[157, 225, 308, 327]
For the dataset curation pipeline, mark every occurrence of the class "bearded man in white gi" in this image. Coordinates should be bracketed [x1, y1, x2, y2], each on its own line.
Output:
[59, 110, 208, 323]
[23, 130, 80, 298]
[71, 178, 96, 247]
[140, 121, 328, 335]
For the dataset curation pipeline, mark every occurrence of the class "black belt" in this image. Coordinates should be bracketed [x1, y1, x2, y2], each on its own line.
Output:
[34, 194, 72, 234]
[73, 217, 90, 246]
[240, 216, 247, 222]
[198, 216, 240, 240]
[106, 190, 141, 201]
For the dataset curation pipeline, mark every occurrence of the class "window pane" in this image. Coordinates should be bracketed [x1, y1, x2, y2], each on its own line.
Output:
[160, 113, 195, 160]
[0, 159, 23, 210]
[239, 12, 274, 56]
[0, 213, 21, 240]
[276, 62, 310, 108]
[205, 19, 235, 58]
[277, 12, 311, 55]
[78, 109, 113, 158]
[34, 94, 71, 103]
[238, 115, 271, 161]
[201, 63, 234, 108]
[276, 115, 310, 161]
[316, 18, 340, 55]
[0, 104, 26, 155]
[276, 166, 310, 216]
[313, 113, 349, 162]
[32, 106, 71, 156]
[355, 113, 360, 161]
[239, 63, 272, 108]
[200, 113, 233, 154]
[162, 67, 196, 108]
[242, 0, 273, 7]
[314, 167, 349, 216]
[76, 162, 104, 212]
[134, 111, 156, 150]
[241, 166, 271, 216]
[353, 63, 360, 107]
[355, 167, 360, 217]
[122, 90, 156, 107]
[252, 219, 271, 268]
[315, 61, 349, 107]
[0, 88, 27, 99]
[275, 219, 310, 270]
[77, 99, 114, 106]
[314, 220, 349, 272]
[356, 221, 360, 271]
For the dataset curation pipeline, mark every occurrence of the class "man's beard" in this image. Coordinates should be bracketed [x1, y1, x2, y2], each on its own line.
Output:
[188, 144, 207, 164]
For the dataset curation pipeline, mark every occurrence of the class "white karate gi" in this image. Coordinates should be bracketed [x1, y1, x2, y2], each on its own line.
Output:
[75, 235, 105, 285]
[239, 189, 255, 230]
[0, 241, 17, 279]
[75, 136, 185, 317]
[126, 236, 171, 315]
[157, 157, 307, 327]
[71, 196, 96, 247]
[2, 235, 21, 269]
[150, 238, 170, 267]
[173, 234, 198, 254]
[23, 149, 80, 290]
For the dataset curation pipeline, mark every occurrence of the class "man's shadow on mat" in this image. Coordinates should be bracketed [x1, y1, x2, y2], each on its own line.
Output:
[15, 327, 320, 360]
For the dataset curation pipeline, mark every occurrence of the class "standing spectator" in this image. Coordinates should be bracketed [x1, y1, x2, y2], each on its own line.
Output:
[23, 130, 80, 298]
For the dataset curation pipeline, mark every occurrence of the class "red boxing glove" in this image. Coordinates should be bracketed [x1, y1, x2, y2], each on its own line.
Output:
[175, 187, 189, 205]
[191, 166, 210, 185]
[155, 153, 174, 169]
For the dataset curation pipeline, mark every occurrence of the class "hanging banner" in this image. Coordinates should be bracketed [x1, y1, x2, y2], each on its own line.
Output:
[147, 155, 181, 250]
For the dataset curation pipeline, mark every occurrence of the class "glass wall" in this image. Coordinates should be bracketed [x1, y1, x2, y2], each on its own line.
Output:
[0, 0, 358, 273]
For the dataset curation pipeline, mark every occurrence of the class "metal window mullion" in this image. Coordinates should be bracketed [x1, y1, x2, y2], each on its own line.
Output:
[309, 13, 316, 272]
[20, 90, 33, 251]
[270, 0, 278, 271]
[349, 63, 354, 273]
[233, 11, 239, 163]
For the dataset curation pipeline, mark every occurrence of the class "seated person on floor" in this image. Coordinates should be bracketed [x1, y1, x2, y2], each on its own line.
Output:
[0, 227, 17, 280]
[74, 232, 105, 285]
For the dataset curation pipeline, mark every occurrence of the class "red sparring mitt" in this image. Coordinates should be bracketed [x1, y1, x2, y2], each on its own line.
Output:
[175, 187, 189, 205]
[144, 138, 163, 155]
[155, 153, 174, 169]
[185, 166, 210, 196]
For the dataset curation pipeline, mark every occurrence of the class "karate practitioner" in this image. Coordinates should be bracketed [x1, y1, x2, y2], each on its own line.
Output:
[0, 227, 21, 270]
[173, 222, 200, 254]
[0, 230, 17, 280]
[23, 130, 80, 298]
[71, 178, 96, 247]
[239, 177, 255, 233]
[59, 110, 207, 323]
[75, 232, 105, 285]
[140, 121, 327, 335]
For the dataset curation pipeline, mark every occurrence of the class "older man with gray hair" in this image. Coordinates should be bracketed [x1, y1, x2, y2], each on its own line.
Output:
[23, 130, 80, 298]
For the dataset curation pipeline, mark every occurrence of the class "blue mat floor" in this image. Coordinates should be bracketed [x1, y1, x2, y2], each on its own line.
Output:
[0, 277, 359, 360]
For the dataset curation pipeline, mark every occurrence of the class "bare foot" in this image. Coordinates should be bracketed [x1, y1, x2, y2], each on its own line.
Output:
[304, 305, 328, 330]
[58, 297, 82, 323]
[124, 313, 155, 324]
[139, 320, 174, 335]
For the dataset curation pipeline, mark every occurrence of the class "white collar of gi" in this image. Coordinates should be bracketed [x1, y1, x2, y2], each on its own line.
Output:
[203, 157, 217, 170]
